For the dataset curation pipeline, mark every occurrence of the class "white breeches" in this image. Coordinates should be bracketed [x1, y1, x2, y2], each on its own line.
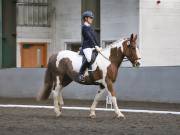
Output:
[83, 48, 93, 63]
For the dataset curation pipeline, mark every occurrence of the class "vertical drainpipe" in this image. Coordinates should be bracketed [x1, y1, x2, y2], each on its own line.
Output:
[0, 0, 2, 68]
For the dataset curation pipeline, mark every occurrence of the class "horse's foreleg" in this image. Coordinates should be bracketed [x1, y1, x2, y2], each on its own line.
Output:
[52, 76, 62, 117]
[90, 87, 105, 118]
[111, 96, 125, 118]
[105, 79, 125, 119]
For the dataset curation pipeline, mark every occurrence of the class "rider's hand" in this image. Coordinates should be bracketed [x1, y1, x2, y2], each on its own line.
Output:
[95, 46, 102, 52]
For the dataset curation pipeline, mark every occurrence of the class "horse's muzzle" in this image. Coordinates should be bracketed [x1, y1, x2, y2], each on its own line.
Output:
[133, 60, 140, 67]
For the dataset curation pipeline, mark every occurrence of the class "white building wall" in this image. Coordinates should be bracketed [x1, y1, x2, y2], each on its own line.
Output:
[16, 0, 180, 67]
[51, 0, 81, 53]
[140, 0, 180, 66]
[101, 0, 139, 41]
[16, 0, 81, 67]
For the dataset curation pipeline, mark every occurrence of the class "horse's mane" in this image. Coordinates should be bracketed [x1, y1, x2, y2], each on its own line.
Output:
[103, 39, 124, 51]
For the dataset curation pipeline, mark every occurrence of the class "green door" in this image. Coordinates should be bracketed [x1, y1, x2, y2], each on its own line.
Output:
[0, 0, 2, 67]
[1, 0, 16, 68]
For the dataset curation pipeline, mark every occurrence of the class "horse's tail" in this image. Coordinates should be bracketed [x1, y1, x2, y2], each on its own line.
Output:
[37, 59, 53, 101]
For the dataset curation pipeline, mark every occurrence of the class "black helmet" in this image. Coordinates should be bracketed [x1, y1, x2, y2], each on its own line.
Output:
[82, 10, 94, 19]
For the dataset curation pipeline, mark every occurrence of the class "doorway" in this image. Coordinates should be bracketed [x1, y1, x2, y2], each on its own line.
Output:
[21, 43, 47, 68]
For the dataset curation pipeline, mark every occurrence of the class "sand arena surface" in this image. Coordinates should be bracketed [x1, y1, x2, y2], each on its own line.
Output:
[0, 98, 180, 135]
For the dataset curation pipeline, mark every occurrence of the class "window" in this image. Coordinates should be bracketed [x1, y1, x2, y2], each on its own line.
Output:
[16, 0, 50, 27]
[66, 42, 81, 52]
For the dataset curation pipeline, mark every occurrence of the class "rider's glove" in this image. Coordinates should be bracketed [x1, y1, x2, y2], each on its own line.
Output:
[95, 46, 102, 52]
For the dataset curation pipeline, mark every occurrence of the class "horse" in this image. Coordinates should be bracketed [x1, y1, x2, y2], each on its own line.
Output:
[37, 33, 141, 119]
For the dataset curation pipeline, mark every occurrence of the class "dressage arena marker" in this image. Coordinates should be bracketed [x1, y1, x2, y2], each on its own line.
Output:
[0, 104, 180, 115]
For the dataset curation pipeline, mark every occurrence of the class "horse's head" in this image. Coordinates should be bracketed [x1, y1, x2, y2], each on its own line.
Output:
[122, 34, 141, 67]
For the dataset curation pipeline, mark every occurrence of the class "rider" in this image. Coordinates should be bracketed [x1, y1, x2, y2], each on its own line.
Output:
[78, 10, 102, 82]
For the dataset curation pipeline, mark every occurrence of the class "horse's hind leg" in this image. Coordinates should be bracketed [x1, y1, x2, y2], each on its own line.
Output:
[58, 87, 64, 106]
[53, 74, 72, 117]
[52, 76, 63, 117]
[89, 85, 105, 118]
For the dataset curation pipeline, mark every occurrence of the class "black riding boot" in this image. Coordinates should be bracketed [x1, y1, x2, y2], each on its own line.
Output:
[78, 59, 90, 82]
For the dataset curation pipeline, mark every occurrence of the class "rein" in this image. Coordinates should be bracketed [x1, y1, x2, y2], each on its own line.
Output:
[93, 38, 130, 63]
[98, 39, 129, 63]
[98, 51, 128, 63]
[98, 51, 111, 61]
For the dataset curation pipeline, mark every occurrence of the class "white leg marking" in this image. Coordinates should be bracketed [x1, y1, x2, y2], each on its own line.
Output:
[103, 79, 125, 119]
[90, 89, 105, 118]
[59, 90, 64, 106]
[111, 96, 125, 118]
[57, 87, 64, 116]
[53, 76, 62, 117]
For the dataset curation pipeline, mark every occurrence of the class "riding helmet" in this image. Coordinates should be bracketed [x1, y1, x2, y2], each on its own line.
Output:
[82, 10, 94, 19]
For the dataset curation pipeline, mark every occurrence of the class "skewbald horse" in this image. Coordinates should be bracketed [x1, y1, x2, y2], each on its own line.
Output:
[37, 33, 141, 119]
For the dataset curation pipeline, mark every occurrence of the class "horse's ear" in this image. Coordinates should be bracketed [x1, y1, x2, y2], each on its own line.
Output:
[130, 33, 134, 41]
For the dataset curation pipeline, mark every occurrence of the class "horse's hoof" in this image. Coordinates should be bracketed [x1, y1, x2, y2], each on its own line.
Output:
[89, 114, 96, 119]
[117, 114, 126, 120]
[55, 111, 62, 117]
